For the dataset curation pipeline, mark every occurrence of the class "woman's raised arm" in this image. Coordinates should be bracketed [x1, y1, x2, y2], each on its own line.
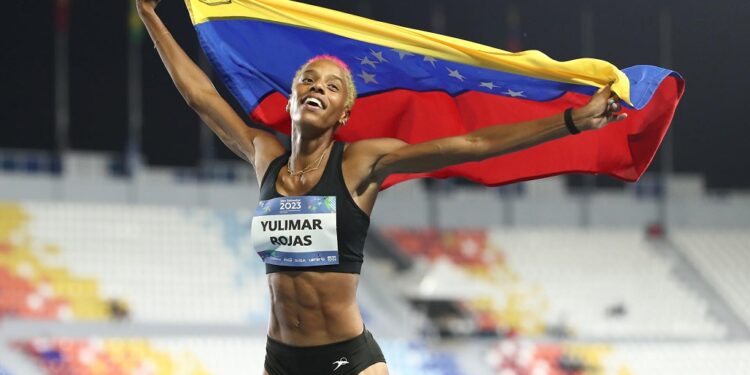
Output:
[347, 84, 626, 186]
[136, 0, 284, 183]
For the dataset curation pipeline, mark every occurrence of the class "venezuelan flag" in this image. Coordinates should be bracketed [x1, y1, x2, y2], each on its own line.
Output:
[185, 0, 684, 189]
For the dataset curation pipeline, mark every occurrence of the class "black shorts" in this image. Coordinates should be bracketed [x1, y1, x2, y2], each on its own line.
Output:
[264, 329, 386, 375]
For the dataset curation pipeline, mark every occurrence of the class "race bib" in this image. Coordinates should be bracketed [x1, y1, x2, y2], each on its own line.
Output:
[251, 196, 338, 267]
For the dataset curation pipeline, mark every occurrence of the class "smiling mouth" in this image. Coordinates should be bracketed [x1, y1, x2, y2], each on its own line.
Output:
[302, 97, 325, 110]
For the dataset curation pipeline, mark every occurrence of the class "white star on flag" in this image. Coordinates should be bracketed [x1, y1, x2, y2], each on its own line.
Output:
[480, 81, 499, 90]
[446, 67, 466, 81]
[356, 56, 378, 69]
[358, 70, 378, 84]
[369, 49, 389, 63]
[423, 56, 437, 68]
[391, 48, 415, 60]
[504, 89, 525, 97]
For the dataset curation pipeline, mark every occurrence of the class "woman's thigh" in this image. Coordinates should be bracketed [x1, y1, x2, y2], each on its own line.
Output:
[358, 362, 389, 375]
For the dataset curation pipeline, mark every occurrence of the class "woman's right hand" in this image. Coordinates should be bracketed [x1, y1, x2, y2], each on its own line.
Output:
[571, 83, 627, 131]
[136, 0, 162, 14]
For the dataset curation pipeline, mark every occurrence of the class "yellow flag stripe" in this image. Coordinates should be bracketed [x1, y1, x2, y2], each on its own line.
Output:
[184, 0, 631, 104]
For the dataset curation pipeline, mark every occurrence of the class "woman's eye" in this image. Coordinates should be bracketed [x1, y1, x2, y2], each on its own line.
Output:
[302, 78, 313, 83]
[328, 84, 339, 91]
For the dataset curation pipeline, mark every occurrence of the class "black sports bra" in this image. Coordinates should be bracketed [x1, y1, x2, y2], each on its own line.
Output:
[252, 141, 370, 274]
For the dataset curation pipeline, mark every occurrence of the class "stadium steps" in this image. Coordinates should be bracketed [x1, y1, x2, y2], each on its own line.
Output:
[381, 228, 727, 340]
[670, 231, 750, 339]
[359, 252, 425, 339]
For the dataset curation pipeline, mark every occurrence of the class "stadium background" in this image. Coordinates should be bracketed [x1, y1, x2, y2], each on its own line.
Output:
[1, 0, 749, 374]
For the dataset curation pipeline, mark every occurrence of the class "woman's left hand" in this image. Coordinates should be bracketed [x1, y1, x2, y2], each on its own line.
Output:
[572, 83, 628, 131]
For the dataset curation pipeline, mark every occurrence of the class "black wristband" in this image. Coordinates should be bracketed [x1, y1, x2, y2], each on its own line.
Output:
[564, 108, 581, 135]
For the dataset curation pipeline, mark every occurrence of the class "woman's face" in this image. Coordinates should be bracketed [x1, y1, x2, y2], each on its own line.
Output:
[288, 59, 350, 132]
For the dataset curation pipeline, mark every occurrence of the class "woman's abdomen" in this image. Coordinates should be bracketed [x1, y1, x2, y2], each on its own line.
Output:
[267, 272, 363, 346]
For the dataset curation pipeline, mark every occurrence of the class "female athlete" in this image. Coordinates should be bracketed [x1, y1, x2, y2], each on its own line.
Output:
[136, 0, 625, 373]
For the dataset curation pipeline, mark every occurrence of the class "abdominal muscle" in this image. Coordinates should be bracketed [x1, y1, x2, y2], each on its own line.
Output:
[267, 271, 363, 346]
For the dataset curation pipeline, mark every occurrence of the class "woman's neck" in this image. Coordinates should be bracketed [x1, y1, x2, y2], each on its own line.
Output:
[288, 127, 334, 174]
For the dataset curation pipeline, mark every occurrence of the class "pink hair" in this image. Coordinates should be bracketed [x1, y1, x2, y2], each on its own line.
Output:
[305, 54, 351, 73]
